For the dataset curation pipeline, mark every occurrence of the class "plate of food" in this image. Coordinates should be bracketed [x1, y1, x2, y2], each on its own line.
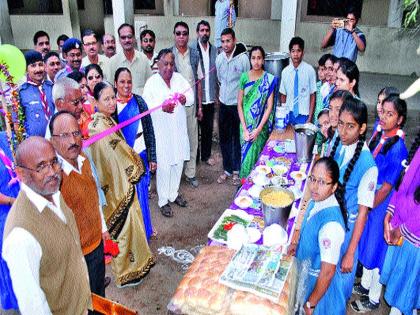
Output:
[255, 165, 272, 175]
[272, 164, 288, 176]
[290, 171, 307, 182]
[234, 195, 253, 208]
[208, 209, 254, 244]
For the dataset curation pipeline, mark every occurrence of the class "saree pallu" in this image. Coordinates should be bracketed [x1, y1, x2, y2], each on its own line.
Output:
[239, 72, 277, 178]
[117, 96, 153, 240]
[88, 113, 155, 286]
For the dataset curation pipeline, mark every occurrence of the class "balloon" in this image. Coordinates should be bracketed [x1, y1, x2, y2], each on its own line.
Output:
[0, 44, 26, 84]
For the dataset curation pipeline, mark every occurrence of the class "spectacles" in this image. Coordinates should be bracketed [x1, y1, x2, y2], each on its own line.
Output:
[52, 130, 82, 139]
[87, 74, 102, 81]
[69, 97, 85, 106]
[308, 175, 333, 186]
[83, 41, 97, 46]
[142, 38, 154, 43]
[17, 158, 62, 174]
[175, 31, 188, 36]
[120, 34, 133, 40]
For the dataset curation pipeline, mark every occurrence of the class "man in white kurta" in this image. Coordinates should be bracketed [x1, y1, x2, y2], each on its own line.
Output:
[142, 50, 194, 216]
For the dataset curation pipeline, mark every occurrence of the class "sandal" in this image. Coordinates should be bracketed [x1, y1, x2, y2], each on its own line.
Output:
[160, 204, 173, 217]
[232, 174, 241, 186]
[217, 173, 230, 184]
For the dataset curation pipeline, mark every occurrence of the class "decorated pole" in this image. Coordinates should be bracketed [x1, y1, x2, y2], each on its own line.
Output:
[228, 0, 235, 28]
[0, 44, 27, 158]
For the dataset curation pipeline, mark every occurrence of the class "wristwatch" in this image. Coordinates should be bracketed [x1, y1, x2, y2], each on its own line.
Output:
[306, 301, 316, 309]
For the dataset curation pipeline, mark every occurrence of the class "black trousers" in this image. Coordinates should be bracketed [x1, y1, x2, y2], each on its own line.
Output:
[199, 103, 215, 162]
[219, 103, 241, 174]
[85, 241, 105, 315]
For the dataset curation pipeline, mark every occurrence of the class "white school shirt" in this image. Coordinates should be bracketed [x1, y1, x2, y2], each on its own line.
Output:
[2, 184, 67, 315]
[58, 154, 107, 233]
[142, 72, 193, 166]
[307, 194, 345, 265]
[338, 142, 378, 208]
[279, 61, 317, 115]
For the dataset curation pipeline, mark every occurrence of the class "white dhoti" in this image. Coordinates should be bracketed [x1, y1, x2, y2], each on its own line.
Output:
[142, 72, 193, 208]
[156, 162, 184, 207]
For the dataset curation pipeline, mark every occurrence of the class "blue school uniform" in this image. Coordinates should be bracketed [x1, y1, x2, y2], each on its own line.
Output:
[359, 138, 407, 270]
[0, 132, 20, 310]
[333, 143, 377, 300]
[116, 95, 155, 240]
[296, 199, 346, 315]
[19, 80, 55, 136]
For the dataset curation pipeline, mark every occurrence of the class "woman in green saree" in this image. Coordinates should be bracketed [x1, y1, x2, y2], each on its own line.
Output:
[238, 46, 277, 179]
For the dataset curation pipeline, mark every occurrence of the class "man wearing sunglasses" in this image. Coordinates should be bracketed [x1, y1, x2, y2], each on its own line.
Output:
[140, 29, 158, 73]
[81, 29, 110, 81]
[50, 111, 109, 304]
[109, 23, 152, 96]
[169, 21, 203, 188]
[3, 136, 92, 314]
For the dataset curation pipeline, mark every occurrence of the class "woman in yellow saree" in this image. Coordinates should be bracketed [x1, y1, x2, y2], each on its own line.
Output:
[88, 81, 155, 287]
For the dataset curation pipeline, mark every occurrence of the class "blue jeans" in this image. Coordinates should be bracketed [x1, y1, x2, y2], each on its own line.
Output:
[288, 112, 309, 125]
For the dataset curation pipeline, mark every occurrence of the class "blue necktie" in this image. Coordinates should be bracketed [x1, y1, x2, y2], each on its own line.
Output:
[293, 68, 299, 116]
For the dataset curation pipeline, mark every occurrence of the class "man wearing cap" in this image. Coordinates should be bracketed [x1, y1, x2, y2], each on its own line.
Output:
[19, 50, 55, 137]
[81, 29, 110, 80]
[55, 38, 84, 81]
[44, 51, 62, 83]
[109, 23, 152, 95]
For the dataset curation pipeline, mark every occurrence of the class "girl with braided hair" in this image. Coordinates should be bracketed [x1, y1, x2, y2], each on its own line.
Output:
[329, 97, 378, 301]
[323, 89, 353, 157]
[289, 157, 348, 314]
[351, 95, 408, 312]
[371, 86, 399, 136]
[380, 131, 419, 315]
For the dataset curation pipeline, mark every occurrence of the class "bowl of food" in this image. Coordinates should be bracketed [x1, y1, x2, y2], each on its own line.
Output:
[272, 164, 288, 176]
[260, 187, 295, 228]
[255, 165, 272, 175]
[270, 176, 288, 187]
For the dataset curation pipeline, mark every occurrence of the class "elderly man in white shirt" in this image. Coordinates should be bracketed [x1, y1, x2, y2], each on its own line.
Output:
[142, 49, 193, 218]
[2, 136, 91, 315]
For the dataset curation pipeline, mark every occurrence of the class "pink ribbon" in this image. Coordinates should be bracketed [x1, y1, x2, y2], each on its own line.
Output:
[82, 64, 216, 148]
[0, 148, 19, 186]
[83, 93, 182, 148]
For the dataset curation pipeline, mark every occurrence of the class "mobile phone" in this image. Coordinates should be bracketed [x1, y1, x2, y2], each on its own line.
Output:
[332, 18, 348, 28]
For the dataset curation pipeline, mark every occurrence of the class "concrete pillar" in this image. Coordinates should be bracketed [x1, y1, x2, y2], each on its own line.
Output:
[0, 0, 14, 45]
[387, 0, 403, 28]
[67, 0, 81, 37]
[279, 0, 297, 52]
[164, 0, 177, 16]
[271, 0, 282, 20]
[112, 0, 134, 52]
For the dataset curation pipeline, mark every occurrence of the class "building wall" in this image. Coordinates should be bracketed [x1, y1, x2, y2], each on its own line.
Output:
[104, 14, 420, 76]
[78, 0, 105, 34]
[10, 0, 74, 51]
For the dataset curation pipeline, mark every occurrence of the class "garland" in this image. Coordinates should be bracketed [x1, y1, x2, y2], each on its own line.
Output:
[0, 62, 26, 156]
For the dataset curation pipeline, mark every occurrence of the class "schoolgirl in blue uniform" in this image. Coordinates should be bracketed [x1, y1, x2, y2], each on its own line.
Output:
[323, 89, 352, 157]
[371, 87, 399, 137]
[329, 98, 378, 301]
[289, 157, 347, 314]
[351, 95, 408, 312]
